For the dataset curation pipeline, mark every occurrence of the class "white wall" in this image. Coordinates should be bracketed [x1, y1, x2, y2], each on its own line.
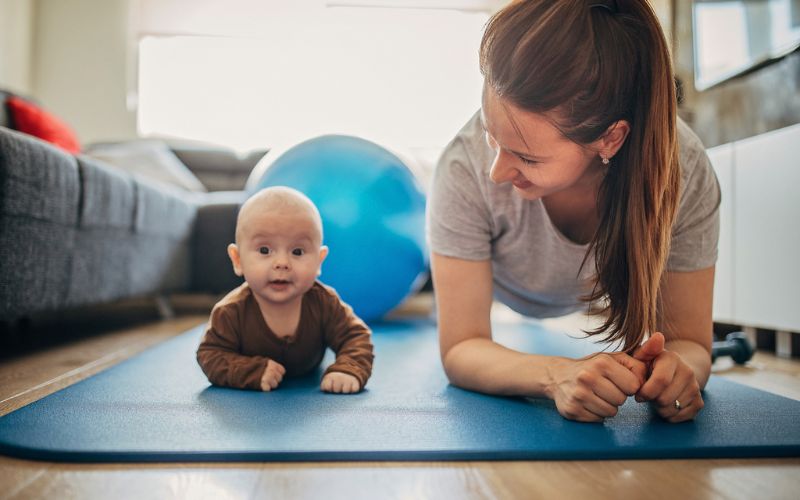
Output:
[0, 0, 34, 94]
[31, 0, 137, 143]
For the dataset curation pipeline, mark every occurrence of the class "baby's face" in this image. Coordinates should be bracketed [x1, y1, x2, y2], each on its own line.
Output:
[234, 208, 327, 308]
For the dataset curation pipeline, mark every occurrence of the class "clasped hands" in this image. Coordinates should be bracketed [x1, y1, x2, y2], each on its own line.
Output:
[259, 359, 361, 393]
[549, 332, 704, 423]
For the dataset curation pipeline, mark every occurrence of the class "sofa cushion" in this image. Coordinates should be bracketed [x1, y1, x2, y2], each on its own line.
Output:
[6, 96, 81, 154]
[131, 178, 197, 293]
[84, 140, 207, 193]
[170, 143, 267, 191]
[134, 179, 197, 236]
[63, 161, 197, 306]
[0, 127, 80, 225]
[1, 217, 76, 315]
[75, 156, 137, 229]
[0, 127, 81, 317]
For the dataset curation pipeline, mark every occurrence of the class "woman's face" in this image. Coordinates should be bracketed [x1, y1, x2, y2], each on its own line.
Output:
[481, 85, 604, 201]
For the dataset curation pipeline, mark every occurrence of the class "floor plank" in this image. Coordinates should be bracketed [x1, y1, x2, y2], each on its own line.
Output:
[0, 296, 798, 500]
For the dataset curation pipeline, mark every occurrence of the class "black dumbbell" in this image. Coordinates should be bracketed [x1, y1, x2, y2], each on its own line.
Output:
[711, 331, 755, 365]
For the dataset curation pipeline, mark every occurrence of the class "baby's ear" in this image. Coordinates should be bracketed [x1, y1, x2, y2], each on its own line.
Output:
[317, 246, 329, 276]
[227, 244, 244, 276]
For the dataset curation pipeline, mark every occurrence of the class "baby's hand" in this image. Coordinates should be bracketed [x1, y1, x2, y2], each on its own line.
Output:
[260, 359, 286, 391]
[321, 372, 361, 394]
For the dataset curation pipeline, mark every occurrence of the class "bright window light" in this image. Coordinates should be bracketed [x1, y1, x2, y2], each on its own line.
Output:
[137, 7, 487, 156]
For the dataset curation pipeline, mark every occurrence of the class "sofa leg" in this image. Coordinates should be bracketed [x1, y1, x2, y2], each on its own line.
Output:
[154, 295, 175, 320]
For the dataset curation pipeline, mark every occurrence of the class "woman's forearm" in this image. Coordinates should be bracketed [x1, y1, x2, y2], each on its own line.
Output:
[443, 337, 566, 398]
[665, 339, 712, 389]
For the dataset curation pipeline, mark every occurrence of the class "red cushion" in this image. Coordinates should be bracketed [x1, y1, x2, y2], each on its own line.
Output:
[6, 96, 81, 154]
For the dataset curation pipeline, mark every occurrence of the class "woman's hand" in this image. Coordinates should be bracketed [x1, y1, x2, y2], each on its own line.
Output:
[633, 332, 705, 423]
[547, 352, 648, 422]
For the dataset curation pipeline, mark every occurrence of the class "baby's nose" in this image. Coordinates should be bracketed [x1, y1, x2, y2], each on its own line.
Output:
[273, 254, 290, 269]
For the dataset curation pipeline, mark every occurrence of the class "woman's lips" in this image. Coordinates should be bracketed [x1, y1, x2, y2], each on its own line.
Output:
[512, 178, 533, 189]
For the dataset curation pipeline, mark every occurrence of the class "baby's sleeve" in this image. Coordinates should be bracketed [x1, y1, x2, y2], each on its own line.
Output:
[196, 305, 271, 390]
[320, 288, 375, 389]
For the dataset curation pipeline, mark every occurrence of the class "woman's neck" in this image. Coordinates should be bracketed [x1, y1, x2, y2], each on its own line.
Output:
[542, 164, 605, 245]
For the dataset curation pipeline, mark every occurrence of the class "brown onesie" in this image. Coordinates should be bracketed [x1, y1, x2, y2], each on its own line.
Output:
[196, 281, 374, 390]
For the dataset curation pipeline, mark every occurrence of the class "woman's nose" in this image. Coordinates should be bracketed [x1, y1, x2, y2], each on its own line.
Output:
[489, 152, 518, 185]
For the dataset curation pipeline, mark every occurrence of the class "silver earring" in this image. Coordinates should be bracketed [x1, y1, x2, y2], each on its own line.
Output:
[601, 155, 610, 165]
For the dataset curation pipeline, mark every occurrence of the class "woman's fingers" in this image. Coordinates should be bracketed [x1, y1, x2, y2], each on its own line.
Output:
[632, 332, 665, 363]
[608, 353, 648, 391]
[654, 367, 695, 408]
[558, 395, 608, 422]
[556, 356, 634, 421]
[637, 351, 677, 401]
[632, 349, 704, 422]
[658, 378, 703, 422]
[665, 393, 704, 423]
[592, 377, 630, 408]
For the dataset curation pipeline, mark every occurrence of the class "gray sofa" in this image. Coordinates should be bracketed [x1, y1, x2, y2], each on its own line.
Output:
[0, 125, 256, 321]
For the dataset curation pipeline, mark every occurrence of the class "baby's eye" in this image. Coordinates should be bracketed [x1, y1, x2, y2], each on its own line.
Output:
[292, 248, 305, 256]
[259, 246, 271, 255]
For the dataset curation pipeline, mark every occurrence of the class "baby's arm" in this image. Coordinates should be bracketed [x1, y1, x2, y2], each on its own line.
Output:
[321, 293, 375, 393]
[196, 306, 277, 391]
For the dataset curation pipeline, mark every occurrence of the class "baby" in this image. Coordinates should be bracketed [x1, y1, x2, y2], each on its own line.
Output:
[196, 186, 374, 393]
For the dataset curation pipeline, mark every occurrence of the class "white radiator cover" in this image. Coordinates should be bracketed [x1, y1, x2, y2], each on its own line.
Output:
[707, 123, 800, 332]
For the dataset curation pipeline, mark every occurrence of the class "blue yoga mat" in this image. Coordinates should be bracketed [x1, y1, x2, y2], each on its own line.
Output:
[1, 319, 799, 462]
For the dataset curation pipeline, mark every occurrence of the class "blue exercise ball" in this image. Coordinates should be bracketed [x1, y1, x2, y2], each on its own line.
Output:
[246, 135, 428, 322]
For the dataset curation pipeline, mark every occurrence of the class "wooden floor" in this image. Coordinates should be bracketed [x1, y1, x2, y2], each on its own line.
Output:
[1, 296, 798, 500]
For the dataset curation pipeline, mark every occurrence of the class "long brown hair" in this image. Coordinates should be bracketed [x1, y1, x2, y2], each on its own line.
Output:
[479, 0, 681, 351]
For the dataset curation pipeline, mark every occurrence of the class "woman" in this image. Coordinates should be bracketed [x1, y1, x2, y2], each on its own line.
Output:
[427, 0, 720, 423]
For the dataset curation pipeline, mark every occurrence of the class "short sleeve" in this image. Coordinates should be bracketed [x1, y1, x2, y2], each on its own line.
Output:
[426, 138, 494, 261]
[667, 142, 721, 272]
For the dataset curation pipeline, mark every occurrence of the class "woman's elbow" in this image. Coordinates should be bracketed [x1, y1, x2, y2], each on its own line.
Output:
[440, 338, 469, 386]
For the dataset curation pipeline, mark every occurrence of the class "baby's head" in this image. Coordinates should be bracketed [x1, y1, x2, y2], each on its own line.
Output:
[228, 187, 328, 307]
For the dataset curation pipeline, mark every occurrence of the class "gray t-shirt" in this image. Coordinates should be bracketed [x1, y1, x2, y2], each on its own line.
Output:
[427, 111, 720, 318]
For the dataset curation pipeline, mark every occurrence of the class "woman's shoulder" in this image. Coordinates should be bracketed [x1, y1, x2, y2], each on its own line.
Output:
[676, 117, 711, 180]
[437, 110, 494, 175]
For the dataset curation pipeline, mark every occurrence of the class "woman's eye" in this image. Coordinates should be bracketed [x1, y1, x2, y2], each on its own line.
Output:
[518, 156, 539, 166]
[259, 246, 270, 255]
[484, 131, 498, 150]
[292, 248, 305, 256]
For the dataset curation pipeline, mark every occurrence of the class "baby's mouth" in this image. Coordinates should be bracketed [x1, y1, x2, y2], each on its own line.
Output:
[267, 279, 292, 290]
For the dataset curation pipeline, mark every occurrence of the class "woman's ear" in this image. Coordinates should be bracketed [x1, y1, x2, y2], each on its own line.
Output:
[597, 119, 630, 159]
[227, 243, 243, 277]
